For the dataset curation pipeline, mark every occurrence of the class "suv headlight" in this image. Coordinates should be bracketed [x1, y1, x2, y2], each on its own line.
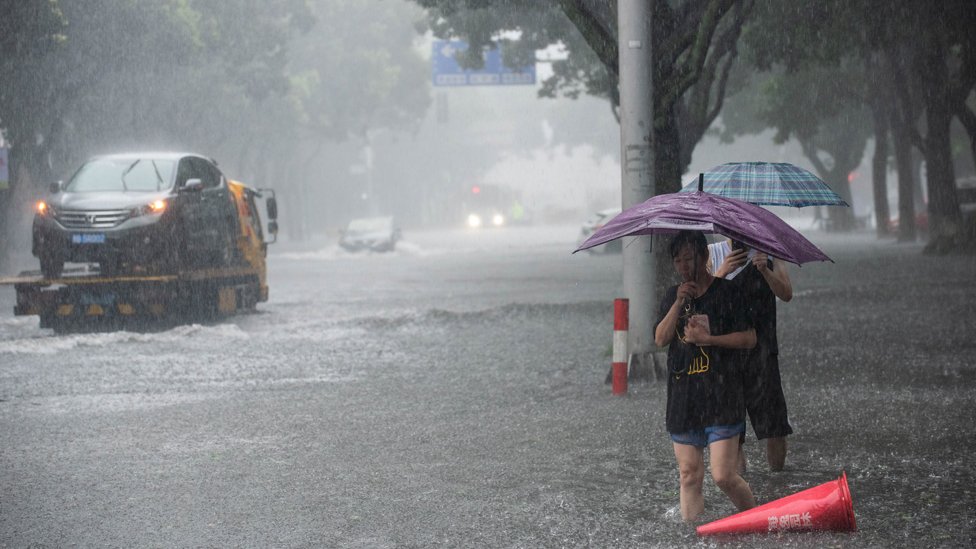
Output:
[133, 199, 167, 217]
[36, 201, 62, 219]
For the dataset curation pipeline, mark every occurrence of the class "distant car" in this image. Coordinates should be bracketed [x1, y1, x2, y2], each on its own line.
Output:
[465, 209, 506, 229]
[32, 152, 240, 278]
[339, 216, 401, 252]
[577, 208, 622, 254]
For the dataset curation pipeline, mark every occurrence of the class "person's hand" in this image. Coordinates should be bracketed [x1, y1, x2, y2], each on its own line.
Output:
[676, 281, 698, 303]
[683, 322, 710, 345]
[752, 252, 770, 273]
[716, 248, 747, 277]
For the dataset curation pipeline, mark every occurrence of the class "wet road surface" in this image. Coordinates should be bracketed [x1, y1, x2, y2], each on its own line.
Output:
[1, 226, 974, 547]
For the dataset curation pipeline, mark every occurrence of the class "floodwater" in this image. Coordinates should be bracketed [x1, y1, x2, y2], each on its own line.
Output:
[1, 225, 974, 547]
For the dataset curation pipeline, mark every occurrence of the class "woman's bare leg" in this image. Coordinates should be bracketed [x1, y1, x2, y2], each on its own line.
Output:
[673, 442, 706, 521]
[737, 439, 747, 474]
[709, 437, 757, 511]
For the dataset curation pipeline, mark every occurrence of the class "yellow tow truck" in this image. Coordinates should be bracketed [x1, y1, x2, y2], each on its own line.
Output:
[1, 180, 278, 333]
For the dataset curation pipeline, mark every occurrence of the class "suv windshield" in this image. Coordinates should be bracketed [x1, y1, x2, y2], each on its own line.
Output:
[65, 158, 176, 192]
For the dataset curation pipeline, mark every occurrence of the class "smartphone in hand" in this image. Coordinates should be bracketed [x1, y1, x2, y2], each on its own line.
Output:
[689, 314, 710, 333]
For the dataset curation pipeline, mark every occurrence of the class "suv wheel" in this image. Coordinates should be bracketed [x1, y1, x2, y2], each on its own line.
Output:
[40, 254, 63, 279]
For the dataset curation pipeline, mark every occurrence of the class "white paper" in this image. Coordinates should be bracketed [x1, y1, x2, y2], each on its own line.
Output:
[709, 241, 756, 280]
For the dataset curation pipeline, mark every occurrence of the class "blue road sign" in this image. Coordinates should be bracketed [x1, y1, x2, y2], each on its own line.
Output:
[432, 40, 535, 87]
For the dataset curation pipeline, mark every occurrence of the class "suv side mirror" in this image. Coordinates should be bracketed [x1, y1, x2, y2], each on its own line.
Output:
[182, 178, 204, 192]
[49, 181, 63, 194]
[268, 220, 279, 235]
[266, 197, 278, 220]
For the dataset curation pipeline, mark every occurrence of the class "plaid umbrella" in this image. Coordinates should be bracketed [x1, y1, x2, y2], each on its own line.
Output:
[679, 162, 849, 207]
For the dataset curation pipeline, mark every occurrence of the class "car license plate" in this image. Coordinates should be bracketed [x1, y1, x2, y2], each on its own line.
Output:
[72, 233, 106, 244]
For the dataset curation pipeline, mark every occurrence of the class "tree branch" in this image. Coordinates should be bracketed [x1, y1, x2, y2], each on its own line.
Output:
[801, 138, 830, 177]
[657, 0, 708, 69]
[659, 0, 737, 111]
[699, 1, 749, 123]
[706, 36, 738, 123]
[886, 48, 928, 155]
[557, 0, 618, 78]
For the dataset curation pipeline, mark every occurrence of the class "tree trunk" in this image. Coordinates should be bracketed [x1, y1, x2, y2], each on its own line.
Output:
[921, 94, 960, 242]
[890, 112, 917, 242]
[870, 103, 892, 238]
[825, 173, 855, 231]
[911, 150, 926, 217]
[917, 25, 962, 253]
[800, 139, 856, 231]
[653, 108, 683, 195]
[0, 142, 54, 274]
[651, 106, 685, 295]
[923, 101, 962, 252]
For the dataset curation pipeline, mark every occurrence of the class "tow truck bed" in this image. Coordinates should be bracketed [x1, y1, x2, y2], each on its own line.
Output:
[1, 265, 265, 332]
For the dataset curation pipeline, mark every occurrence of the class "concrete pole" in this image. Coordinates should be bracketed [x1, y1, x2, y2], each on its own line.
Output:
[617, 0, 656, 367]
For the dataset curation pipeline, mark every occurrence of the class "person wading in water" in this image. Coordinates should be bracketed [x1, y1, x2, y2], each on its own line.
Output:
[655, 230, 757, 521]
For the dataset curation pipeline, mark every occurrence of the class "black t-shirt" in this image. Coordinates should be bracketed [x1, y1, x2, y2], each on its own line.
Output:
[656, 277, 752, 433]
[732, 261, 778, 355]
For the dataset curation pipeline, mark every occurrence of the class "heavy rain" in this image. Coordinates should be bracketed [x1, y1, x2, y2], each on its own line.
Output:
[1, 1, 975, 547]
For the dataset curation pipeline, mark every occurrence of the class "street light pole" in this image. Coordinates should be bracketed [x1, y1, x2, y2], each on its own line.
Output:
[617, 0, 656, 372]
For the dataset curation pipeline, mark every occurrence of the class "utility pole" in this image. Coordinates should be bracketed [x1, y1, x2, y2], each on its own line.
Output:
[617, 0, 656, 373]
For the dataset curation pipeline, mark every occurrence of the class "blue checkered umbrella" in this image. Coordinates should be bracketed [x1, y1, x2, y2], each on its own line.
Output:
[680, 162, 849, 207]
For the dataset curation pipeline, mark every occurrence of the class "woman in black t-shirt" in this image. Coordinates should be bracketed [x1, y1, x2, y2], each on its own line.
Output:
[653, 231, 757, 522]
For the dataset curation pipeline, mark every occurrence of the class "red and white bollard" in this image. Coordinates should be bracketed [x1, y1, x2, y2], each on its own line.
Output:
[612, 298, 629, 395]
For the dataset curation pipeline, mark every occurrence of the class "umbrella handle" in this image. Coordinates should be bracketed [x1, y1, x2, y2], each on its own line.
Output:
[698, 173, 704, 192]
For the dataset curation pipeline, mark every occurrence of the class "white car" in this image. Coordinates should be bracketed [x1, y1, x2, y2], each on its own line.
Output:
[577, 208, 622, 254]
[339, 216, 401, 252]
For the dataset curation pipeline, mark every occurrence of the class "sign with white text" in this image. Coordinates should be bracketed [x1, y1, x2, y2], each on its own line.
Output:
[431, 40, 535, 87]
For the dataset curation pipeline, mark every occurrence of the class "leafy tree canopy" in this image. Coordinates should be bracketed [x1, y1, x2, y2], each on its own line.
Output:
[413, 0, 753, 191]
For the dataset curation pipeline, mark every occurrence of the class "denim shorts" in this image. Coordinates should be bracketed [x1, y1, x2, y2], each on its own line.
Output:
[670, 423, 746, 448]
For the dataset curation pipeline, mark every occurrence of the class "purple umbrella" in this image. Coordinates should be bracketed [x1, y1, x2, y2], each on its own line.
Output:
[573, 190, 831, 265]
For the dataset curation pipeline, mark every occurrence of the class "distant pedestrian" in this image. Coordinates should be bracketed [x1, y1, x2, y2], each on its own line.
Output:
[654, 230, 757, 522]
[709, 238, 794, 472]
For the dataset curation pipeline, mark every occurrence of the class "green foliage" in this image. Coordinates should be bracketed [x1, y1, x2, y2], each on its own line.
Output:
[0, 0, 434, 264]
[0, 0, 67, 143]
[415, 1, 613, 102]
[191, 0, 316, 101]
[412, 0, 751, 187]
[727, 0, 976, 238]
[0, 0, 67, 57]
[283, 0, 431, 141]
[0, 0, 430, 175]
[742, 0, 861, 71]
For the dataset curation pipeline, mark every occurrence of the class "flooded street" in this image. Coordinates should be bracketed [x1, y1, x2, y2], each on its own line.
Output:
[1, 225, 975, 547]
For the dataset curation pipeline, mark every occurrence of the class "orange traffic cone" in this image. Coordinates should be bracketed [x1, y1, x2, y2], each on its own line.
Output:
[697, 472, 856, 536]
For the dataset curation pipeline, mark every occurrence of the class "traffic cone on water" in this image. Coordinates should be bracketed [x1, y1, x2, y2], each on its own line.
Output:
[697, 472, 856, 536]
